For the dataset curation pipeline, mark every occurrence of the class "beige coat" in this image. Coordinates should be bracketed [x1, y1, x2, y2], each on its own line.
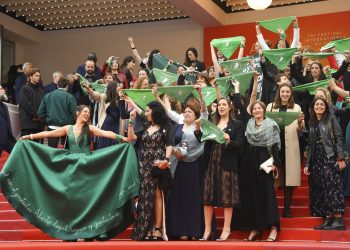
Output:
[90, 91, 110, 129]
[266, 103, 301, 186]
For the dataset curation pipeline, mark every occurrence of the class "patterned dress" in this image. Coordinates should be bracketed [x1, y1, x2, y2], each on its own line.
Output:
[309, 123, 345, 217]
[131, 129, 170, 240]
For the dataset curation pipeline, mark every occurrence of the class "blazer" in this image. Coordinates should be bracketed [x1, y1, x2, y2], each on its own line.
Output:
[195, 119, 243, 171]
[0, 102, 16, 145]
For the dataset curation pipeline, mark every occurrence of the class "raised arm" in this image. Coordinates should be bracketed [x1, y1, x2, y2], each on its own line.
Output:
[256, 23, 270, 51]
[247, 71, 260, 113]
[237, 37, 246, 59]
[210, 44, 222, 76]
[89, 125, 129, 142]
[328, 77, 349, 98]
[128, 37, 142, 66]
[20, 126, 69, 140]
[291, 17, 300, 49]
[194, 85, 209, 119]
[127, 109, 138, 141]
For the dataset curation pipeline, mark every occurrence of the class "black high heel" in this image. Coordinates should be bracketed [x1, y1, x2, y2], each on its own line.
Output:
[152, 227, 163, 241]
[245, 230, 261, 241]
[266, 227, 278, 242]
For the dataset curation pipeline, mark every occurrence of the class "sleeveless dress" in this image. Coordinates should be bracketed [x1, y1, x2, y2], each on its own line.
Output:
[0, 126, 139, 240]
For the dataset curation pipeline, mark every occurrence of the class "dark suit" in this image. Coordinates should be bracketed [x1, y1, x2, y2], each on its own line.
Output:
[0, 102, 16, 156]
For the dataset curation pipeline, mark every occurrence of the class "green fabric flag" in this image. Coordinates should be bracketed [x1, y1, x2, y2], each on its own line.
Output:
[152, 68, 179, 86]
[211, 36, 244, 59]
[193, 87, 217, 107]
[152, 54, 178, 73]
[78, 74, 106, 94]
[216, 76, 233, 97]
[292, 79, 329, 95]
[265, 111, 300, 127]
[158, 86, 194, 103]
[262, 48, 297, 70]
[0, 140, 139, 240]
[232, 71, 255, 95]
[334, 38, 350, 53]
[123, 89, 155, 110]
[300, 52, 334, 60]
[258, 16, 294, 33]
[320, 41, 335, 51]
[200, 118, 225, 144]
[78, 74, 90, 95]
[185, 71, 197, 84]
[219, 56, 251, 75]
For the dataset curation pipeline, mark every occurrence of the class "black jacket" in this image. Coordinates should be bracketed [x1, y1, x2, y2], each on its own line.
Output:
[195, 119, 243, 171]
[306, 115, 346, 168]
[0, 102, 16, 146]
[19, 82, 44, 130]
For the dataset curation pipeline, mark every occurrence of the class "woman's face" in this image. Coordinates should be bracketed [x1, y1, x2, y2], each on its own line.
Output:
[111, 61, 119, 71]
[141, 79, 150, 89]
[277, 40, 286, 49]
[217, 50, 224, 59]
[254, 42, 261, 52]
[252, 103, 264, 119]
[280, 86, 292, 104]
[314, 99, 326, 116]
[177, 66, 186, 74]
[311, 63, 321, 78]
[208, 67, 215, 79]
[127, 60, 136, 69]
[187, 50, 196, 62]
[223, 68, 231, 76]
[145, 106, 153, 123]
[77, 107, 90, 123]
[104, 75, 114, 84]
[183, 107, 196, 124]
[315, 90, 326, 99]
[138, 70, 147, 78]
[196, 76, 207, 87]
[217, 99, 231, 117]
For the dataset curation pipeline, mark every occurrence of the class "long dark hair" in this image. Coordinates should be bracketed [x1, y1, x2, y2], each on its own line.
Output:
[184, 47, 198, 67]
[147, 49, 160, 69]
[273, 83, 295, 109]
[146, 101, 169, 130]
[105, 81, 120, 107]
[213, 97, 236, 125]
[76, 105, 91, 146]
[309, 97, 331, 128]
[309, 61, 326, 82]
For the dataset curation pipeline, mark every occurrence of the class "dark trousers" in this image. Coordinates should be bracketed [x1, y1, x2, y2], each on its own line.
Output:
[47, 127, 67, 148]
[0, 140, 16, 158]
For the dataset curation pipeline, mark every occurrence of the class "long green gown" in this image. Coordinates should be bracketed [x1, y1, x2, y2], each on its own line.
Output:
[0, 126, 139, 240]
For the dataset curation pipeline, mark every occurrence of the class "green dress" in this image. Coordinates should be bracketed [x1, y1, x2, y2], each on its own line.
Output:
[0, 126, 139, 240]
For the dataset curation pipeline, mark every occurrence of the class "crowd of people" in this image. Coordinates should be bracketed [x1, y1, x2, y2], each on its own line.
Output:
[0, 15, 350, 242]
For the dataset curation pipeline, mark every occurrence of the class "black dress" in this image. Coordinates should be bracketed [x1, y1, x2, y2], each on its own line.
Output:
[232, 142, 280, 230]
[166, 124, 204, 238]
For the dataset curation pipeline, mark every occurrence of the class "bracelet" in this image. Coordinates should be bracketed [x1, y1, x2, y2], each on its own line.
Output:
[280, 33, 286, 40]
[30, 134, 33, 140]
[240, 44, 245, 48]
[128, 119, 135, 126]
[131, 47, 136, 50]
[115, 134, 124, 141]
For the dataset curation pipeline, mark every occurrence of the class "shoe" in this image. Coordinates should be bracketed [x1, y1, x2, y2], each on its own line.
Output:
[144, 229, 153, 240]
[216, 230, 231, 241]
[179, 236, 189, 241]
[152, 227, 164, 241]
[283, 208, 292, 218]
[244, 230, 261, 241]
[266, 227, 278, 242]
[199, 231, 212, 241]
[314, 217, 334, 230]
[323, 217, 346, 230]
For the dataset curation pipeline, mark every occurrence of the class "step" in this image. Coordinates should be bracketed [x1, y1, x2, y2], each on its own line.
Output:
[0, 220, 36, 230]
[276, 187, 309, 196]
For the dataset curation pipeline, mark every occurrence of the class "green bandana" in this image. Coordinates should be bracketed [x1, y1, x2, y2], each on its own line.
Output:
[292, 79, 329, 95]
[334, 38, 350, 53]
[211, 36, 244, 59]
[320, 41, 335, 51]
[219, 56, 251, 75]
[152, 68, 178, 86]
[262, 48, 297, 70]
[216, 76, 233, 97]
[300, 52, 334, 60]
[78, 74, 106, 94]
[265, 111, 300, 127]
[258, 16, 295, 33]
[152, 54, 178, 73]
[193, 87, 217, 107]
[200, 118, 226, 144]
[232, 71, 254, 95]
[185, 72, 197, 84]
[106, 57, 114, 67]
[123, 89, 155, 110]
[158, 86, 194, 103]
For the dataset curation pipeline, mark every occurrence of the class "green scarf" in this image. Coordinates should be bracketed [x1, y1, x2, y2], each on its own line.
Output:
[292, 79, 329, 95]
[262, 48, 297, 70]
[219, 56, 251, 75]
[232, 71, 254, 95]
[300, 52, 334, 60]
[123, 89, 155, 110]
[258, 16, 294, 33]
[200, 118, 226, 144]
[265, 111, 300, 127]
[158, 86, 194, 103]
[211, 36, 244, 59]
[152, 68, 179, 86]
[152, 54, 178, 73]
[334, 38, 350, 53]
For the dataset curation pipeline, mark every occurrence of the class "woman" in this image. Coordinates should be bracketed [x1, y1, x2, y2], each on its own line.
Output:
[121, 56, 136, 89]
[194, 91, 243, 241]
[84, 82, 130, 149]
[184, 47, 206, 73]
[133, 76, 151, 90]
[304, 97, 346, 230]
[232, 101, 281, 241]
[266, 84, 304, 218]
[128, 101, 174, 241]
[1, 105, 138, 241]
[165, 98, 205, 240]
[101, 56, 128, 87]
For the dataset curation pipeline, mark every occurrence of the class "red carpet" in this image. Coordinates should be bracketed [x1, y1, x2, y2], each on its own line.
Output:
[1, 151, 350, 248]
